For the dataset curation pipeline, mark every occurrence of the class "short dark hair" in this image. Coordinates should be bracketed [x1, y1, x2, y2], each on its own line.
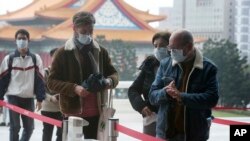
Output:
[15, 29, 30, 40]
[152, 31, 171, 45]
[49, 48, 58, 57]
[73, 11, 96, 26]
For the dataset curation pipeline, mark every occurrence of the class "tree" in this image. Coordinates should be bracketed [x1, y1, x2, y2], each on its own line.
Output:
[203, 39, 250, 107]
[95, 35, 137, 81]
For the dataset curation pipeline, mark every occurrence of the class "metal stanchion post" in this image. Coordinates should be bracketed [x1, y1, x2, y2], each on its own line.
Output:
[62, 120, 68, 141]
[108, 118, 119, 141]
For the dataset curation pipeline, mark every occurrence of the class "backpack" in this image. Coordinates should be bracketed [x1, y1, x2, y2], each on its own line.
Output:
[0, 53, 37, 98]
[6, 53, 37, 91]
[8, 53, 37, 73]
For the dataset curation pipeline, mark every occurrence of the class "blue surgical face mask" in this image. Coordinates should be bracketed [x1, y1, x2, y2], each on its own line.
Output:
[154, 47, 169, 61]
[77, 33, 92, 45]
[171, 49, 187, 62]
[16, 39, 28, 49]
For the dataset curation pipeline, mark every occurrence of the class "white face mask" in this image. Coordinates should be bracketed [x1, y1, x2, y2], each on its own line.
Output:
[16, 39, 28, 49]
[171, 49, 187, 62]
[77, 33, 92, 45]
[154, 47, 169, 61]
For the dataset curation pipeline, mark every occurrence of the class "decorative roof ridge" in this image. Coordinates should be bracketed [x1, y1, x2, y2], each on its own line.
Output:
[0, 0, 71, 20]
[113, 0, 155, 31]
[0, 0, 38, 17]
[117, 0, 166, 22]
[35, 8, 77, 20]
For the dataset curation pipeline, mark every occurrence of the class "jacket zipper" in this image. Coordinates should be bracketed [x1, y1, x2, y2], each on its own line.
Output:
[184, 67, 195, 141]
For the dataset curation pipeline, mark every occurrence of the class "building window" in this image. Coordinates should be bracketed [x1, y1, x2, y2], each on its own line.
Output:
[242, 1, 250, 6]
[196, 0, 212, 7]
[241, 8, 249, 16]
[241, 27, 249, 32]
[240, 35, 249, 42]
[241, 18, 249, 24]
[240, 45, 248, 50]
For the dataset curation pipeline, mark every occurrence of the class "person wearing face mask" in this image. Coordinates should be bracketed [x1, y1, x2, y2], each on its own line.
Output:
[128, 31, 171, 137]
[0, 29, 45, 141]
[149, 29, 219, 141]
[47, 11, 118, 139]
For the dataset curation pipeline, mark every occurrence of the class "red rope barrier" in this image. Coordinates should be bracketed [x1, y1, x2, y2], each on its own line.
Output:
[213, 118, 250, 125]
[213, 107, 250, 110]
[1, 100, 250, 140]
[0, 100, 62, 127]
[116, 123, 165, 141]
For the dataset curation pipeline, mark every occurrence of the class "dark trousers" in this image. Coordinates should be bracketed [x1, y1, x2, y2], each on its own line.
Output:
[143, 121, 156, 137]
[7, 96, 34, 141]
[41, 111, 63, 141]
[64, 115, 99, 139]
[82, 116, 99, 139]
[168, 134, 185, 141]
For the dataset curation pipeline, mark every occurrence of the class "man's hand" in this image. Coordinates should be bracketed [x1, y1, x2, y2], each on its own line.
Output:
[36, 101, 42, 111]
[104, 78, 112, 89]
[50, 94, 59, 103]
[141, 106, 153, 116]
[165, 81, 182, 102]
[74, 85, 92, 97]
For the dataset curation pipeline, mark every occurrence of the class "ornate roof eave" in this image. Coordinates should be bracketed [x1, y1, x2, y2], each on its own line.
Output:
[194, 37, 207, 43]
[41, 0, 161, 42]
[39, 0, 103, 38]
[78, 0, 159, 31]
[117, 0, 166, 23]
[43, 0, 77, 9]
[42, 28, 158, 42]
[0, 0, 71, 21]
[35, 8, 78, 20]
[0, 25, 47, 40]
[112, 0, 154, 31]
[34, 0, 79, 20]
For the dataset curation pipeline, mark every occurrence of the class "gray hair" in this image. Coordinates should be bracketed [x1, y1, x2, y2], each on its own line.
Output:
[73, 11, 96, 26]
[173, 29, 194, 46]
[181, 30, 193, 45]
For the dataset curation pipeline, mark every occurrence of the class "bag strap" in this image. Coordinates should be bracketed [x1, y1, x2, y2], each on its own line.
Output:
[29, 53, 37, 68]
[8, 52, 36, 71]
[8, 53, 15, 73]
[108, 89, 113, 108]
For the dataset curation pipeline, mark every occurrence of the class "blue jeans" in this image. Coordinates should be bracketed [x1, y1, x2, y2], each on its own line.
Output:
[7, 96, 35, 141]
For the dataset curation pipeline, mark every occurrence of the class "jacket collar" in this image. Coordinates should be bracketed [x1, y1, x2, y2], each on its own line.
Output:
[172, 47, 203, 69]
[14, 49, 31, 57]
[64, 37, 101, 52]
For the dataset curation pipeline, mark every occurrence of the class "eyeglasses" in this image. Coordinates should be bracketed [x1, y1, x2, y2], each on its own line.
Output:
[167, 46, 184, 52]
[167, 46, 178, 51]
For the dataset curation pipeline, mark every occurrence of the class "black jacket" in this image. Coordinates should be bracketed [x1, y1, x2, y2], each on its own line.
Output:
[128, 56, 159, 116]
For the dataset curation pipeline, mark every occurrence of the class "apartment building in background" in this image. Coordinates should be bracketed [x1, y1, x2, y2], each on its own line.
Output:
[235, 0, 250, 61]
[159, 0, 235, 41]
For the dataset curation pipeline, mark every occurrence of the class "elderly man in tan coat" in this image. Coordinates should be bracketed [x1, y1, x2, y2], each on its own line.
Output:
[47, 11, 119, 139]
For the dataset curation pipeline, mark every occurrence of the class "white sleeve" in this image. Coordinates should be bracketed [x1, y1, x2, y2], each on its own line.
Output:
[0, 55, 10, 75]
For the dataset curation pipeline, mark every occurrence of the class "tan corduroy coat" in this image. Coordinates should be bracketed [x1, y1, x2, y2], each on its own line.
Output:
[47, 38, 119, 115]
